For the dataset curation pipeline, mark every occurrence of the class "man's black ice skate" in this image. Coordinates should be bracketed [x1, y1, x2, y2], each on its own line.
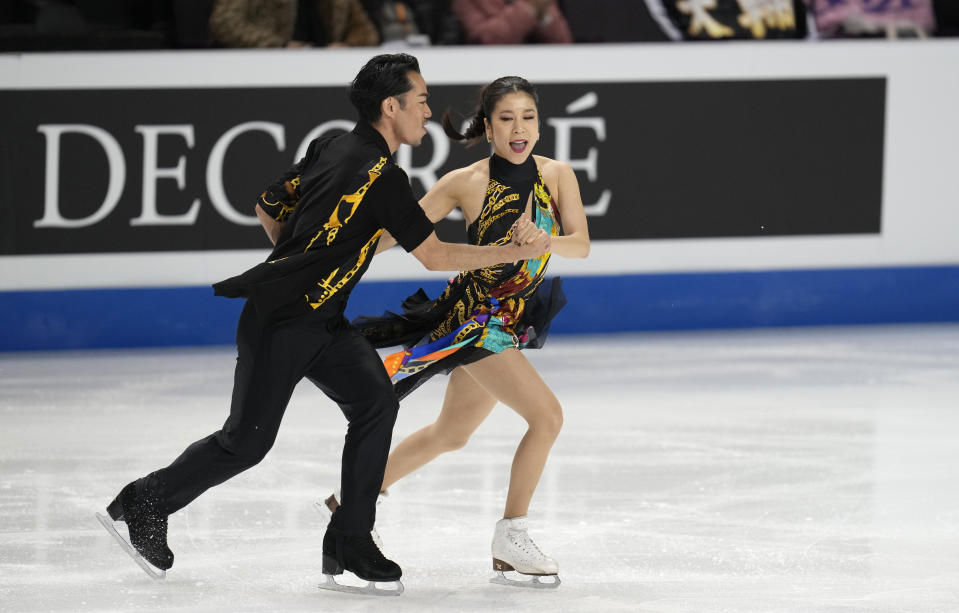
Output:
[312, 488, 386, 549]
[319, 526, 403, 596]
[95, 481, 173, 580]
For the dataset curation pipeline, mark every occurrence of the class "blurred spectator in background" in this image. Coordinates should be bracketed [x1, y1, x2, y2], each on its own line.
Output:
[805, 0, 935, 39]
[209, 0, 301, 47]
[452, 0, 572, 44]
[934, 0, 959, 36]
[0, 0, 173, 51]
[360, 0, 463, 45]
[361, 0, 425, 44]
[645, 0, 810, 40]
[169, 0, 215, 48]
[209, 0, 379, 48]
[304, 0, 381, 46]
[0, 0, 953, 52]
[559, 0, 671, 42]
[406, 0, 464, 44]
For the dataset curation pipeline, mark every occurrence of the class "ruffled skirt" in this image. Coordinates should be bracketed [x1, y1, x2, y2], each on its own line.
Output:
[353, 277, 566, 400]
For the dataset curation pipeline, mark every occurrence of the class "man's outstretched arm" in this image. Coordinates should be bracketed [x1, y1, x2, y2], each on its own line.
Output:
[410, 218, 550, 272]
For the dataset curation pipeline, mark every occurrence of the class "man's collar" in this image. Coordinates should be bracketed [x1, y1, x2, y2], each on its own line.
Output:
[353, 121, 392, 157]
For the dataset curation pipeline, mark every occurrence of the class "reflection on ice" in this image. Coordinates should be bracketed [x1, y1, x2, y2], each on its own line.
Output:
[1, 324, 958, 612]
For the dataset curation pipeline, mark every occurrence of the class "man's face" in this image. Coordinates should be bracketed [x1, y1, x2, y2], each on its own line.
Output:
[394, 71, 432, 147]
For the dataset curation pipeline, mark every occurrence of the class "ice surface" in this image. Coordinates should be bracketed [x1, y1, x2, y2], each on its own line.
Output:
[2, 324, 958, 612]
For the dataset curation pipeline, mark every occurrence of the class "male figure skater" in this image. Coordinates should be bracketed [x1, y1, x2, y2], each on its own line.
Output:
[96, 53, 550, 595]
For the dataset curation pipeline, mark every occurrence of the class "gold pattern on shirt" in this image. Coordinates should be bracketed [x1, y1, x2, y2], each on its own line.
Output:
[259, 176, 300, 222]
[307, 229, 384, 310]
[305, 157, 387, 252]
[302, 156, 389, 311]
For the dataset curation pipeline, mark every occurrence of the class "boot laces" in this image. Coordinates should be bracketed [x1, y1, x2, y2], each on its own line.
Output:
[509, 528, 545, 558]
[351, 534, 388, 565]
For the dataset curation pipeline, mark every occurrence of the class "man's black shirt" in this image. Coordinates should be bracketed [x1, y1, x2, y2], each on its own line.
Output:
[213, 122, 434, 324]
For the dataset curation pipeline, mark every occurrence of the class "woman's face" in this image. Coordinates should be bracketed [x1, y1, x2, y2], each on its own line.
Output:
[485, 92, 539, 164]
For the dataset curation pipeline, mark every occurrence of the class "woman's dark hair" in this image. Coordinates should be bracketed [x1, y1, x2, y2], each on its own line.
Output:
[442, 76, 539, 146]
[349, 53, 421, 123]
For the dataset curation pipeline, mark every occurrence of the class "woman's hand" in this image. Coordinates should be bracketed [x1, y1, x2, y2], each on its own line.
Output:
[511, 218, 551, 261]
[510, 217, 543, 246]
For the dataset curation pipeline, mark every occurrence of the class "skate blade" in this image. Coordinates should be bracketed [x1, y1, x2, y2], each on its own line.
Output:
[490, 570, 560, 589]
[312, 499, 332, 522]
[95, 512, 166, 580]
[319, 573, 404, 596]
[313, 500, 330, 522]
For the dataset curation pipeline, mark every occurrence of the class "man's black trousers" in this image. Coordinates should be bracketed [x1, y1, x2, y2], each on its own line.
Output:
[140, 300, 398, 535]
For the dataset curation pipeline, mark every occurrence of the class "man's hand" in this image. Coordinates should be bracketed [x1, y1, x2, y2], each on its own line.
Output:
[255, 204, 284, 246]
[510, 217, 543, 246]
[511, 220, 551, 261]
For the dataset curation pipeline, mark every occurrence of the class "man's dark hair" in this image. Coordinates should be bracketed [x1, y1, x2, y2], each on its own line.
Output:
[349, 53, 421, 123]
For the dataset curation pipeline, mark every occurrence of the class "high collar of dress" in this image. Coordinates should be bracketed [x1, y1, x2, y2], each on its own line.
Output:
[489, 153, 537, 185]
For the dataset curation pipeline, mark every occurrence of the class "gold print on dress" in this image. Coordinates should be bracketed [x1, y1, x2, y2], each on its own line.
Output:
[533, 179, 551, 209]
[402, 363, 429, 376]
[305, 157, 388, 252]
[476, 179, 520, 245]
[434, 292, 469, 340]
[427, 174, 559, 352]
[479, 182, 507, 219]
[479, 209, 520, 244]
[677, 0, 734, 38]
[454, 319, 483, 344]
[471, 234, 512, 283]
[478, 267, 501, 285]
[485, 181, 507, 202]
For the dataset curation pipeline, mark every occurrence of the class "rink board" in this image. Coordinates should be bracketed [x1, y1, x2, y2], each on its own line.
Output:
[2, 266, 958, 351]
[2, 43, 959, 350]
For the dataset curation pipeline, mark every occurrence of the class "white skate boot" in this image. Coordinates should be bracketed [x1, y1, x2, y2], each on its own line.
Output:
[313, 488, 386, 549]
[490, 516, 561, 589]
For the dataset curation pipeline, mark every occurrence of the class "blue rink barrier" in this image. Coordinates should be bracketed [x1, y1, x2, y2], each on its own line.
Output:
[1, 265, 958, 352]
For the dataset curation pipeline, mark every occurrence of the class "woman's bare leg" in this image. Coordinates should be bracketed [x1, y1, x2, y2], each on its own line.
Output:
[463, 348, 563, 518]
[380, 367, 498, 491]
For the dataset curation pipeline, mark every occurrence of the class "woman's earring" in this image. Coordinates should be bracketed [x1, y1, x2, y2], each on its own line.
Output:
[486, 135, 491, 143]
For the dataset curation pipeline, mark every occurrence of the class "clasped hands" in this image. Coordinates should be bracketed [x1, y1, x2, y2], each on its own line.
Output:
[509, 217, 551, 260]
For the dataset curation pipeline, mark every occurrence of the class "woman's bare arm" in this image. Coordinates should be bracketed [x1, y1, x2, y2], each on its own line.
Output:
[544, 161, 590, 258]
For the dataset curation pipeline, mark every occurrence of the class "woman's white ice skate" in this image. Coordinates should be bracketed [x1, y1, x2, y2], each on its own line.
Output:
[489, 516, 561, 589]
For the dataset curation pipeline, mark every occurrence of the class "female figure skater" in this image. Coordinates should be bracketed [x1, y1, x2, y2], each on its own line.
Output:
[327, 76, 589, 587]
